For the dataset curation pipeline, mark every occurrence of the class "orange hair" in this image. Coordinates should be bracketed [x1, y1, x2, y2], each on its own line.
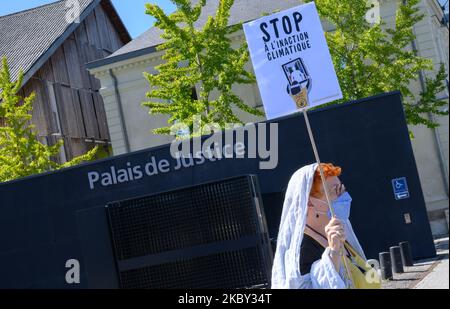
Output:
[310, 163, 342, 198]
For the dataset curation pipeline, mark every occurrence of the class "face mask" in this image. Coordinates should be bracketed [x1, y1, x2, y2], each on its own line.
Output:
[311, 192, 352, 220]
[329, 192, 352, 220]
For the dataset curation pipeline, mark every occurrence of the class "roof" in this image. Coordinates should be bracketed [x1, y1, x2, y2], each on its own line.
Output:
[87, 0, 300, 70]
[0, 0, 131, 89]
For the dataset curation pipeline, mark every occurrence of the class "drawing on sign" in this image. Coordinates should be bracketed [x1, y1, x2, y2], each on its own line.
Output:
[392, 177, 410, 200]
[283, 58, 311, 109]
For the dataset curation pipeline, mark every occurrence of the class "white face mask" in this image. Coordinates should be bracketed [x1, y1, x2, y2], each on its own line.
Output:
[311, 192, 353, 220]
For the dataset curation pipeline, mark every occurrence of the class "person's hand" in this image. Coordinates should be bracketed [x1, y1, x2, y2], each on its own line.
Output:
[325, 217, 346, 252]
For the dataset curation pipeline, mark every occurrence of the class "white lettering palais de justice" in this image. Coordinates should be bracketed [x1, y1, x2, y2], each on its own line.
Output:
[87, 143, 248, 190]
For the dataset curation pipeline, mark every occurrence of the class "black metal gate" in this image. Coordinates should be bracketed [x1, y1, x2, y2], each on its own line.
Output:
[106, 175, 273, 289]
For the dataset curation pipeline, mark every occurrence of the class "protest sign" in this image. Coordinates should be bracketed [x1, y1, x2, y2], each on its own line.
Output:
[243, 2, 342, 119]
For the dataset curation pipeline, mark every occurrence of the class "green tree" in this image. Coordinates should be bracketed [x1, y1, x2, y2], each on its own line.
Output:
[143, 0, 263, 137]
[309, 0, 448, 128]
[0, 57, 97, 183]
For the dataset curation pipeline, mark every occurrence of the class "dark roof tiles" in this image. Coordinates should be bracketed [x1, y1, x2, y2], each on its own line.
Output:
[0, 0, 94, 84]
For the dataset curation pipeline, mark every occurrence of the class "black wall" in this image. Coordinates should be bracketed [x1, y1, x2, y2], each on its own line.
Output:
[0, 92, 436, 288]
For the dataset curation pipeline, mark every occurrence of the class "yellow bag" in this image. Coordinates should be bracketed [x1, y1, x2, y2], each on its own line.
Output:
[343, 242, 381, 289]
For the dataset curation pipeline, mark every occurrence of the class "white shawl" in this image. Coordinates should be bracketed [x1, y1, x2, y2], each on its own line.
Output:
[271, 163, 366, 289]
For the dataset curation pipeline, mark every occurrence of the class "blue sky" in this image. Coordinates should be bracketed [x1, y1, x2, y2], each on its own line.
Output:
[0, 0, 177, 38]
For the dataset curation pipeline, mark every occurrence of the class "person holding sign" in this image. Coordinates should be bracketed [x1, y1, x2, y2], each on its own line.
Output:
[271, 163, 381, 289]
[244, 3, 380, 288]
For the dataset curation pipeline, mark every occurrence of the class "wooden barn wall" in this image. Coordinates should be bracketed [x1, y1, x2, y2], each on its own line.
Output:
[17, 5, 126, 162]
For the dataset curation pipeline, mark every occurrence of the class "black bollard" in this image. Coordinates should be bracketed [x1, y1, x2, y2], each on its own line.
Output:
[379, 252, 393, 281]
[399, 241, 414, 267]
[390, 246, 404, 274]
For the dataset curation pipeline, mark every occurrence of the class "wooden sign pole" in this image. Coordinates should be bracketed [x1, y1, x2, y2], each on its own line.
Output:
[301, 101, 354, 288]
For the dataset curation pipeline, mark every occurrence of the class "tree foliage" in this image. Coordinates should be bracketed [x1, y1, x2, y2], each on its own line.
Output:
[309, 0, 448, 128]
[143, 0, 263, 137]
[0, 57, 97, 183]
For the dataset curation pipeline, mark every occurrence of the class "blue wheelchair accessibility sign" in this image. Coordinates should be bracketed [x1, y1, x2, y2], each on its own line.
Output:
[392, 177, 410, 200]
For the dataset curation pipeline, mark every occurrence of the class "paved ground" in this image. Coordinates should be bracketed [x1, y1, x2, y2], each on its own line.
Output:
[414, 237, 449, 289]
[414, 258, 449, 289]
[382, 237, 449, 289]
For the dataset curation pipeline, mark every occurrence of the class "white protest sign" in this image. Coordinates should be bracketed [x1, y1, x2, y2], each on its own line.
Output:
[243, 2, 342, 120]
